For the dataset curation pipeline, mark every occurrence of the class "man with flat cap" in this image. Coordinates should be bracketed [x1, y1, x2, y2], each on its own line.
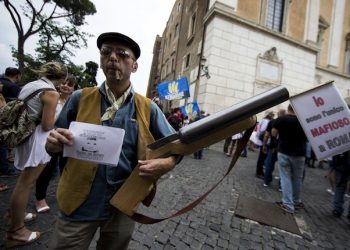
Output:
[46, 32, 179, 249]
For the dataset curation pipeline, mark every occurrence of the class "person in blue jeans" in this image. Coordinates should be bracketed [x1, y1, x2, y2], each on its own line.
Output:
[0, 146, 12, 176]
[331, 101, 350, 220]
[0, 146, 20, 177]
[193, 149, 203, 160]
[272, 104, 307, 214]
[263, 109, 285, 186]
[263, 145, 277, 186]
[330, 150, 350, 221]
[192, 112, 205, 160]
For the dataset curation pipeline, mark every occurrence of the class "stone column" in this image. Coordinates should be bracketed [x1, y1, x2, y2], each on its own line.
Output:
[328, 0, 346, 68]
[304, 0, 320, 45]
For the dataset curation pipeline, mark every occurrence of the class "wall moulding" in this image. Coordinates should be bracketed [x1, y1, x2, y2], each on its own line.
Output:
[255, 47, 283, 85]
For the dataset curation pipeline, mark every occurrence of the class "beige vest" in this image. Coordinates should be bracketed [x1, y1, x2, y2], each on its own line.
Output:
[56, 87, 155, 215]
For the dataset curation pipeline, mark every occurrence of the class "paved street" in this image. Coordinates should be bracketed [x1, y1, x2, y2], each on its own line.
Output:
[1, 142, 349, 249]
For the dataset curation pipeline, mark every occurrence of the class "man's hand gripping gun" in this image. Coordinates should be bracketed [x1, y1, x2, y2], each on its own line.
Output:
[110, 86, 289, 217]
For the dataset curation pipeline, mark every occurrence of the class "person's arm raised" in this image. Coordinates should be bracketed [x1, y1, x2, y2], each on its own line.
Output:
[41, 90, 60, 131]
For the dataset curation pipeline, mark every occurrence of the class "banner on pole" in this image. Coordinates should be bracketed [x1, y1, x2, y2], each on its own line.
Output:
[157, 77, 190, 101]
[181, 102, 200, 120]
[290, 81, 350, 160]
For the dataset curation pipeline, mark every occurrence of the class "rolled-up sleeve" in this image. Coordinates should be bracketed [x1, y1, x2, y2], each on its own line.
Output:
[149, 102, 176, 140]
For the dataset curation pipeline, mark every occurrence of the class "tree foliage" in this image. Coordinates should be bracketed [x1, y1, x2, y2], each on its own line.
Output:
[36, 20, 92, 63]
[1, 0, 97, 87]
[11, 48, 97, 89]
[83, 61, 98, 87]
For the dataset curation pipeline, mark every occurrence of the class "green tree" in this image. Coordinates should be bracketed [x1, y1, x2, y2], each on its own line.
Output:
[11, 48, 97, 88]
[83, 61, 98, 87]
[66, 63, 85, 89]
[31, 19, 95, 87]
[10, 50, 40, 85]
[36, 20, 92, 63]
[1, 0, 96, 72]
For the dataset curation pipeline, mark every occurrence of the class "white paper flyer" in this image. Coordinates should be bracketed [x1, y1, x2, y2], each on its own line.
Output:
[63, 121, 125, 166]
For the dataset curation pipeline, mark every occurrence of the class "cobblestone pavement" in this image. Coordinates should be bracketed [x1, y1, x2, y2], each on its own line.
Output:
[1, 142, 349, 249]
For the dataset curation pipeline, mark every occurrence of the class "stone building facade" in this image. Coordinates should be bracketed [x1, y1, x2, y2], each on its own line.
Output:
[147, 0, 350, 115]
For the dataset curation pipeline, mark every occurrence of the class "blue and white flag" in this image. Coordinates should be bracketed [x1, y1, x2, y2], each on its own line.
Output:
[181, 101, 200, 119]
[157, 77, 190, 100]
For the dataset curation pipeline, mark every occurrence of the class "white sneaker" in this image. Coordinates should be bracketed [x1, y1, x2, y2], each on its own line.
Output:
[326, 188, 335, 196]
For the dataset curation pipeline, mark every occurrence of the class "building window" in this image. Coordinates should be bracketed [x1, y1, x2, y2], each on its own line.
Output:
[266, 0, 285, 32]
[188, 13, 196, 38]
[171, 58, 175, 71]
[177, 2, 181, 12]
[345, 33, 350, 74]
[185, 54, 191, 68]
[175, 23, 179, 37]
[161, 67, 165, 79]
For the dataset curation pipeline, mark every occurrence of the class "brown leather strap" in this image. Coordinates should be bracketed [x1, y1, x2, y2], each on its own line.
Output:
[129, 125, 255, 224]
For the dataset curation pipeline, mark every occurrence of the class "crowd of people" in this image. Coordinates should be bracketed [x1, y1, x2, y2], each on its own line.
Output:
[165, 108, 209, 160]
[0, 32, 181, 249]
[240, 105, 350, 217]
[0, 31, 349, 249]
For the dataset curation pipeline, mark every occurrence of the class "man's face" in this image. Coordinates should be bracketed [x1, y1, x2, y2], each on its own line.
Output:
[99, 41, 138, 83]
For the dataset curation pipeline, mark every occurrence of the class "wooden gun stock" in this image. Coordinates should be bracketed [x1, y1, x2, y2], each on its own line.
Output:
[110, 117, 256, 216]
[110, 86, 290, 216]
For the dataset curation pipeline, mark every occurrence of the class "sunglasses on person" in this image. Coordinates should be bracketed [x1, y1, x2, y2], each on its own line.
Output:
[100, 47, 135, 61]
[61, 81, 75, 87]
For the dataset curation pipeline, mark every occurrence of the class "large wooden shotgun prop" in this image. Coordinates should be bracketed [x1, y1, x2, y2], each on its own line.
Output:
[111, 86, 289, 216]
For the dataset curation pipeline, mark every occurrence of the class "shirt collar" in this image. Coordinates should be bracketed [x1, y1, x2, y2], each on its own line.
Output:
[100, 82, 135, 102]
[100, 82, 133, 121]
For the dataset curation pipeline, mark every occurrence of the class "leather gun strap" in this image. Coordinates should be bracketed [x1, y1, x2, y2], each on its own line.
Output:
[130, 124, 255, 224]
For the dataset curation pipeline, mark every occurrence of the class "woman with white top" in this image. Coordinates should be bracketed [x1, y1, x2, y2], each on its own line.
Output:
[35, 74, 77, 213]
[5, 62, 67, 248]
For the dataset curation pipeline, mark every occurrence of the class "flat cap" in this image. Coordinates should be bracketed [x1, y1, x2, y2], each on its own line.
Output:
[97, 32, 141, 59]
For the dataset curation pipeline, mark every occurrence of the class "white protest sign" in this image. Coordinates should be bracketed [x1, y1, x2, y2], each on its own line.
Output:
[63, 121, 125, 166]
[290, 82, 350, 160]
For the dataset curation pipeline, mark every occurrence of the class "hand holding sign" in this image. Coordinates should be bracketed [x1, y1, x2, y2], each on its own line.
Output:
[63, 122, 125, 166]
